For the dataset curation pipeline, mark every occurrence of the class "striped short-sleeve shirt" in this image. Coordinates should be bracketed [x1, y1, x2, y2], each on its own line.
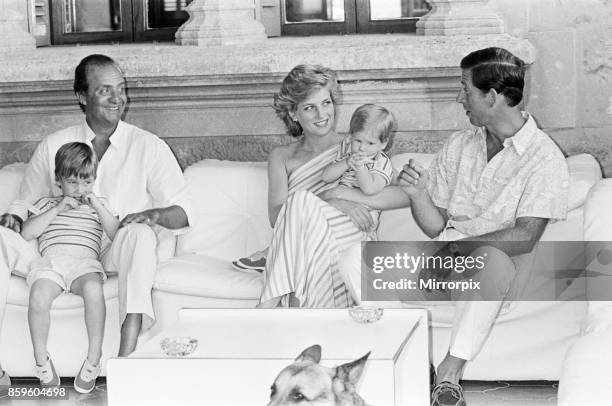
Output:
[336, 138, 394, 189]
[30, 197, 103, 257]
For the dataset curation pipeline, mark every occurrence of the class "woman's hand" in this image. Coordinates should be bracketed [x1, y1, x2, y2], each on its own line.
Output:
[398, 159, 430, 198]
[325, 198, 374, 232]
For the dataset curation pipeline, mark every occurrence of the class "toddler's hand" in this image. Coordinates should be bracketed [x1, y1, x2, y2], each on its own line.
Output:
[348, 153, 366, 170]
[57, 196, 79, 212]
[84, 193, 101, 209]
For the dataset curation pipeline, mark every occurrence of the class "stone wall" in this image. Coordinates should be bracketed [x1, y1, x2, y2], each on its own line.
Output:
[0, 0, 611, 176]
[491, 0, 612, 176]
[0, 35, 533, 170]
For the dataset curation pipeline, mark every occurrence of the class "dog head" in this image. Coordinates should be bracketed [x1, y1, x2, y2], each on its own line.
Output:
[267, 344, 370, 406]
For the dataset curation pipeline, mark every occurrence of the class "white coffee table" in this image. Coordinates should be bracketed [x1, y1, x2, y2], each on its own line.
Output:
[107, 308, 429, 406]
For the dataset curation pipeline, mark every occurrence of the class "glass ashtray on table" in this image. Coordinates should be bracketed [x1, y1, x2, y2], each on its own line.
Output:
[160, 336, 198, 356]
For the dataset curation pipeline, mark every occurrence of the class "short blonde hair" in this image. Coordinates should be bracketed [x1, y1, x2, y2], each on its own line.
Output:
[273, 64, 341, 138]
[349, 104, 397, 147]
[55, 142, 97, 181]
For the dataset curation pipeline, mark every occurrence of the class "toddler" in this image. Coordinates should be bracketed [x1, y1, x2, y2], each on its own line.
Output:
[322, 103, 396, 195]
[21, 142, 118, 393]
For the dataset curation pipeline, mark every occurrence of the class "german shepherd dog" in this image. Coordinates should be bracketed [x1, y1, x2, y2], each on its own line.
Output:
[267, 345, 371, 406]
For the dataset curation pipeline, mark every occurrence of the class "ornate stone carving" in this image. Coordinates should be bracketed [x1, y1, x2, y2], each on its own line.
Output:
[417, 0, 504, 35]
[0, 0, 36, 52]
[175, 0, 267, 46]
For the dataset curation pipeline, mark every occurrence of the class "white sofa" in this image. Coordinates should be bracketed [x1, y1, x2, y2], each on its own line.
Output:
[0, 152, 602, 380]
[558, 178, 612, 405]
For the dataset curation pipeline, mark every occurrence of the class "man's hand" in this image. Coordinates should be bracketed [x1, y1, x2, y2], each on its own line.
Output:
[397, 159, 430, 197]
[0, 213, 23, 233]
[119, 209, 161, 228]
[57, 197, 80, 212]
[326, 198, 374, 232]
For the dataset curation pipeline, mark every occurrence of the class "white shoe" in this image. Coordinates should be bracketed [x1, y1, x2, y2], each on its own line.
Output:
[35, 355, 60, 387]
[74, 359, 100, 394]
[0, 370, 11, 396]
[0, 370, 10, 386]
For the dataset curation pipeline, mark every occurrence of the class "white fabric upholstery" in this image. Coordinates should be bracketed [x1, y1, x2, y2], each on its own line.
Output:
[582, 179, 612, 333]
[176, 160, 271, 260]
[558, 329, 612, 406]
[0, 152, 602, 379]
[155, 254, 262, 299]
[0, 163, 26, 214]
[558, 180, 612, 406]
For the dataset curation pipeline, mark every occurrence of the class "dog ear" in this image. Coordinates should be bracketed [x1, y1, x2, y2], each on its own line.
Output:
[295, 344, 322, 364]
[334, 351, 370, 385]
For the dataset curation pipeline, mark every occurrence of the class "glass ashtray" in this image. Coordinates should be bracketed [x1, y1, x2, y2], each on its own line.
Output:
[348, 306, 384, 323]
[160, 336, 198, 356]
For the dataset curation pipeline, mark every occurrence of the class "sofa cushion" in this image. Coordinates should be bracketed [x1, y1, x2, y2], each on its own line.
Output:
[155, 254, 263, 300]
[566, 154, 603, 211]
[558, 329, 612, 405]
[176, 160, 271, 261]
[8, 274, 118, 309]
[0, 163, 27, 214]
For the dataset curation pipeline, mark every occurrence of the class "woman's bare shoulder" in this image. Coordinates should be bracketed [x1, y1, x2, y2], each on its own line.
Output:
[269, 139, 302, 161]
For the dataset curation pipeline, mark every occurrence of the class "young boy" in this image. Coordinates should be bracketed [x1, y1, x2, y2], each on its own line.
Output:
[21, 142, 119, 393]
[322, 104, 396, 195]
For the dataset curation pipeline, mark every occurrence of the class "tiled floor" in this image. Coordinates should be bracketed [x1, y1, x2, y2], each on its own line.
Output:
[1, 379, 557, 405]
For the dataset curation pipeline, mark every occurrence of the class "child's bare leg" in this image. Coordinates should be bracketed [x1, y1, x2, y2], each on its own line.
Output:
[28, 280, 63, 365]
[71, 273, 105, 365]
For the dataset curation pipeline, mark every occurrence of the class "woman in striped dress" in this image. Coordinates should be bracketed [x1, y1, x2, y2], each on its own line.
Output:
[258, 65, 383, 308]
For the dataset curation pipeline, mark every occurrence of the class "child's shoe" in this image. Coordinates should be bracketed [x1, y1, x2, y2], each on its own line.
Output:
[0, 369, 11, 396]
[232, 248, 267, 273]
[74, 359, 100, 394]
[35, 355, 60, 387]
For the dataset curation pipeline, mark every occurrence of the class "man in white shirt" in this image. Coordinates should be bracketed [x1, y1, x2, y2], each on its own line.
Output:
[0, 55, 195, 380]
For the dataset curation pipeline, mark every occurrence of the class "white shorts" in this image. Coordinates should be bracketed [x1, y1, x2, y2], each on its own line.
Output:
[27, 255, 107, 292]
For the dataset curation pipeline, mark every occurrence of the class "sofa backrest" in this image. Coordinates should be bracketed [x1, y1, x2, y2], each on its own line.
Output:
[176, 160, 271, 261]
[0, 163, 28, 214]
[0, 153, 602, 261]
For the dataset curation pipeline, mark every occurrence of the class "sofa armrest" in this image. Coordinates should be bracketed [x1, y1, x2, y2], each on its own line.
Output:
[583, 179, 612, 334]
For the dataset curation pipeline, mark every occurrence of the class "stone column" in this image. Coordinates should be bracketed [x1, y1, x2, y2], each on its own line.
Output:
[175, 0, 267, 46]
[416, 0, 504, 35]
[0, 0, 36, 52]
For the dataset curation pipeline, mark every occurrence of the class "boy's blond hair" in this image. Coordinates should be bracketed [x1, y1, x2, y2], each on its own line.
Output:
[55, 142, 97, 181]
[349, 104, 397, 149]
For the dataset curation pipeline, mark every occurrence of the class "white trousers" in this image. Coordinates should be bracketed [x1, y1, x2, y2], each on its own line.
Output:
[0, 223, 173, 334]
[339, 242, 518, 361]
